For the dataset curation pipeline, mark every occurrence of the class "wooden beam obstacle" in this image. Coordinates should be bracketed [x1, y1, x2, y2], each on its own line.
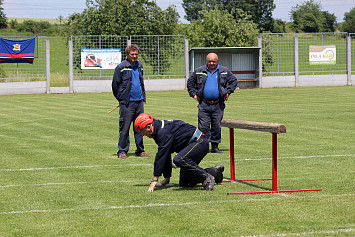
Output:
[221, 119, 322, 195]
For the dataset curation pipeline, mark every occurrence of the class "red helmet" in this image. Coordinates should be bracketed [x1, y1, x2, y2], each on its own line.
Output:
[134, 113, 153, 131]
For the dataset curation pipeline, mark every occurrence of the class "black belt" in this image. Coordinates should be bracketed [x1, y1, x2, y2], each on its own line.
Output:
[202, 98, 220, 105]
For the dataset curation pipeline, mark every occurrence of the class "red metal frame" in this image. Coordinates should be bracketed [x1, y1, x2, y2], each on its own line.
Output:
[229, 128, 235, 181]
[224, 128, 322, 195]
[227, 189, 323, 195]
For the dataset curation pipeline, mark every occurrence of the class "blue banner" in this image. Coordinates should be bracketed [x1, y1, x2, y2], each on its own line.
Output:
[0, 38, 36, 64]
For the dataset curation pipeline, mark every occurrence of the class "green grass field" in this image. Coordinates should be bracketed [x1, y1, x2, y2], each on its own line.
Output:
[0, 87, 354, 236]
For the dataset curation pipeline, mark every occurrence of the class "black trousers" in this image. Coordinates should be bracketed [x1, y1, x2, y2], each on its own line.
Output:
[198, 101, 225, 144]
[117, 100, 145, 156]
[173, 136, 216, 187]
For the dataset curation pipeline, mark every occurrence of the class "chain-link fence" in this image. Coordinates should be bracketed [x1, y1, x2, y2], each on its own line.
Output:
[0, 36, 47, 82]
[350, 33, 355, 75]
[70, 35, 186, 81]
[260, 33, 295, 76]
[261, 32, 348, 76]
[130, 35, 186, 79]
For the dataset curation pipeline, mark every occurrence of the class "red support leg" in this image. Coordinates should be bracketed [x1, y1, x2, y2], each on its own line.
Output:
[272, 133, 278, 191]
[223, 128, 236, 183]
[229, 128, 235, 182]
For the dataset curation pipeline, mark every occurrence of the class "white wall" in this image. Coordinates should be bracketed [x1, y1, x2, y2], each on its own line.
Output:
[0, 81, 47, 95]
[261, 74, 350, 88]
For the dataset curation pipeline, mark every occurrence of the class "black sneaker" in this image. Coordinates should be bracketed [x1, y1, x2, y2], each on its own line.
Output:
[202, 174, 215, 191]
[214, 164, 224, 184]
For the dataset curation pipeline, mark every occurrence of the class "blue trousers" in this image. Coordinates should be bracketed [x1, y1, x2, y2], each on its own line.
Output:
[117, 100, 145, 156]
[198, 101, 225, 144]
[173, 136, 216, 187]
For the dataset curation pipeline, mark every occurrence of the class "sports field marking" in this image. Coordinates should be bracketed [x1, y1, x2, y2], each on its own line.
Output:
[0, 164, 151, 172]
[0, 119, 45, 127]
[1, 193, 354, 215]
[1, 154, 353, 172]
[0, 180, 147, 188]
[0, 133, 112, 144]
[242, 228, 354, 236]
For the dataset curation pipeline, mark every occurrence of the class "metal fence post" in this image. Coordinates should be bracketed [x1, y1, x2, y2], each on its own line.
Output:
[294, 36, 299, 87]
[347, 35, 352, 86]
[184, 38, 189, 90]
[69, 39, 74, 93]
[45, 40, 50, 94]
[258, 37, 262, 88]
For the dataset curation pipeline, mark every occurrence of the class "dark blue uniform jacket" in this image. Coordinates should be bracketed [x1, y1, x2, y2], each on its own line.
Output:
[187, 64, 238, 102]
[112, 59, 146, 105]
[152, 119, 196, 176]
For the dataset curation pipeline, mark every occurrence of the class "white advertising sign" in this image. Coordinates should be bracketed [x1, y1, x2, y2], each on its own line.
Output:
[309, 45, 336, 65]
[81, 48, 121, 69]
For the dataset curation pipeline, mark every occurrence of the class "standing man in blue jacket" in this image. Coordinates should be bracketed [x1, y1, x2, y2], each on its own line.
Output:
[134, 113, 225, 192]
[112, 44, 150, 159]
[187, 53, 238, 153]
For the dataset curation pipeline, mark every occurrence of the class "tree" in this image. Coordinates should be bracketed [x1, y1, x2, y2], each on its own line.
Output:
[182, 0, 275, 32]
[290, 0, 336, 32]
[220, 0, 275, 32]
[57, 15, 64, 26]
[272, 19, 286, 33]
[339, 7, 355, 33]
[182, 0, 218, 22]
[0, 0, 7, 29]
[323, 11, 336, 32]
[186, 7, 259, 47]
[67, 0, 179, 36]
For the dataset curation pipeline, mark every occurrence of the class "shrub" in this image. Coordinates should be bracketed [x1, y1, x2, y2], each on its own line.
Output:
[17, 20, 52, 34]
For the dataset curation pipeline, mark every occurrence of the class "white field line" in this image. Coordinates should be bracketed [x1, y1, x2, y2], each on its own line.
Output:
[0, 133, 158, 145]
[0, 180, 147, 188]
[1, 154, 353, 172]
[1, 193, 354, 215]
[0, 179, 287, 197]
[0, 119, 46, 127]
[243, 228, 355, 237]
[0, 164, 151, 172]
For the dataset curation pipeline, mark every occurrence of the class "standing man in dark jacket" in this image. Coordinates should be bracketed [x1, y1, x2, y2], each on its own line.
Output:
[112, 44, 150, 159]
[134, 113, 225, 192]
[187, 53, 238, 153]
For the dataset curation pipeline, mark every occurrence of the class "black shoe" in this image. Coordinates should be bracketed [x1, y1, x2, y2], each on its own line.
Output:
[202, 174, 215, 191]
[210, 147, 223, 153]
[214, 164, 224, 184]
[211, 143, 222, 153]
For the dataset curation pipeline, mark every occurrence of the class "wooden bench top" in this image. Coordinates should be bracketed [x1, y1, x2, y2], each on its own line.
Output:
[221, 119, 286, 134]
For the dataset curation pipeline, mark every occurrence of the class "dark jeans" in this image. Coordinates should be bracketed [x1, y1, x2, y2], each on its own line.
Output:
[117, 100, 145, 156]
[173, 136, 216, 187]
[198, 101, 225, 144]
